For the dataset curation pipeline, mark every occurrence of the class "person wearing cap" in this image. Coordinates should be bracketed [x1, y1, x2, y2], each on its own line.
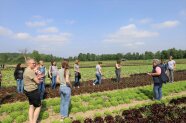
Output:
[167, 56, 176, 83]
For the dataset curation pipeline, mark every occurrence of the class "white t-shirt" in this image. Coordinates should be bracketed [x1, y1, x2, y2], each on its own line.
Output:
[168, 60, 176, 70]
[74, 64, 79, 72]
[96, 64, 101, 74]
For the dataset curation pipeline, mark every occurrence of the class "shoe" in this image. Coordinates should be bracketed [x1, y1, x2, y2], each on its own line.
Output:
[93, 83, 95, 86]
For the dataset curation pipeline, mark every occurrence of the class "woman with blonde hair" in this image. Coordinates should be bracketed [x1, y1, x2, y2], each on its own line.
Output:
[57, 60, 72, 120]
[147, 59, 163, 100]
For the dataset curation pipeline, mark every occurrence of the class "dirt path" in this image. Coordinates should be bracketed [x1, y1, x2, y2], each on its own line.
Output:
[39, 90, 186, 123]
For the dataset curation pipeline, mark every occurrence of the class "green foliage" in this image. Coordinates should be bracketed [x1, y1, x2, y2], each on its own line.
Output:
[9, 111, 22, 119]
[63, 118, 72, 123]
[104, 110, 112, 116]
[39, 111, 49, 120]
[1, 116, 13, 123]
[53, 105, 60, 113]
[15, 115, 27, 123]
[75, 115, 84, 122]
[52, 120, 61, 123]
[94, 112, 102, 118]
[104, 102, 111, 107]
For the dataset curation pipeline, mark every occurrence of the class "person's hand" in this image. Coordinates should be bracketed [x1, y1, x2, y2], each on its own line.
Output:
[147, 73, 151, 76]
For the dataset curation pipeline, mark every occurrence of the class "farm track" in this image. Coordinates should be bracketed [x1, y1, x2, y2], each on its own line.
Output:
[0, 70, 186, 104]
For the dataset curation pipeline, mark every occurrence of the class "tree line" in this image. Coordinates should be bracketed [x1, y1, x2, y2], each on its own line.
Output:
[0, 48, 186, 64]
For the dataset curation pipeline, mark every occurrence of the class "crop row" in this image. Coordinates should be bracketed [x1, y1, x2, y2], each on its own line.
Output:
[1, 70, 186, 104]
[1, 64, 186, 87]
[1, 81, 186, 123]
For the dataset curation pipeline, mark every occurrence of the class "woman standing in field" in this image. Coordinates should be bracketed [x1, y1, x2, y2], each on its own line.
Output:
[57, 60, 72, 121]
[93, 61, 102, 85]
[74, 60, 81, 88]
[14, 63, 24, 93]
[49, 61, 58, 89]
[115, 60, 121, 82]
[147, 59, 163, 100]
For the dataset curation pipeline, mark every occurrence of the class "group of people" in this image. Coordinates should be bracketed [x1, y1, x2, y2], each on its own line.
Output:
[0, 56, 176, 122]
[23, 59, 72, 123]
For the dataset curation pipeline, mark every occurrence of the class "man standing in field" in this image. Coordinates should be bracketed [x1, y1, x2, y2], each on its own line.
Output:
[167, 56, 176, 83]
[23, 59, 43, 123]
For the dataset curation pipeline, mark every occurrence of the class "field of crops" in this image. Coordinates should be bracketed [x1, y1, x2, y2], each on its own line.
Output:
[1, 59, 186, 87]
[1, 81, 186, 123]
[0, 59, 186, 123]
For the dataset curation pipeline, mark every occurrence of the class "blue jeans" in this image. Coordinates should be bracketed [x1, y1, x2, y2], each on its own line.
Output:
[74, 73, 80, 87]
[60, 86, 71, 117]
[93, 73, 102, 84]
[38, 79, 45, 100]
[16, 79, 24, 93]
[51, 76, 57, 89]
[115, 69, 121, 82]
[153, 84, 162, 100]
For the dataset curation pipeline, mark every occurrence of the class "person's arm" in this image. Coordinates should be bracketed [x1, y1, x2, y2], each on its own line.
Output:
[174, 61, 176, 70]
[147, 67, 161, 76]
[116, 64, 121, 69]
[28, 71, 42, 84]
[14, 69, 17, 80]
[49, 66, 52, 78]
[45, 67, 47, 76]
[65, 70, 72, 88]
[56, 75, 60, 84]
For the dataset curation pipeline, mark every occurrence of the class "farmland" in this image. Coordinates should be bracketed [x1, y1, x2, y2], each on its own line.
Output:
[1, 59, 186, 87]
[0, 59, 186, 123]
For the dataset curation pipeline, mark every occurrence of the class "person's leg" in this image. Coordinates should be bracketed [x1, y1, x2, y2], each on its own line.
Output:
[171, 70, 174, 82]
[115, 70, 118, 82]
[153, 85, 159, 100]
[40, 82, 44, 100]
[60, 87, 65, 117]
[74, 75, 78, 87]
[93, 74, 99, 84]
[63, 87, 71, 117]
[20, 79, 24, 93]
[168, 69, 172, 82]
[28, 105, 35, 123]
[51, 76, 56, 89]
[33, 106, 41, 123]
[16, 79, 20, 93]
[54, 76, 57, 89]
[158, 85, 162, 100]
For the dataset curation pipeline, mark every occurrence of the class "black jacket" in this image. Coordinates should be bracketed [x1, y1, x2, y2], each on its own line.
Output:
[14, 68, 24, 80]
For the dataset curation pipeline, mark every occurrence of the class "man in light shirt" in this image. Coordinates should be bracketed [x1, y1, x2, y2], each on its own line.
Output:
[167, 56, 176, 83]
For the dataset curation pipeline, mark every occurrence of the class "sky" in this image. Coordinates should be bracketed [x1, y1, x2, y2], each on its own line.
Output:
[0, 0, 186, 57]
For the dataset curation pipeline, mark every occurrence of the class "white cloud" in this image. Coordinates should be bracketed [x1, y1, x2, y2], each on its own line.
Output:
[0, 25, 71, 43]
[153, 20, 180, 29]
[0, 26, 13, 36]
[38, 27, 59, 33]
[35, 33, 71, 42]
[139, 18, 152, 24]
[104, 24, 159, 46]
[25, 21, 48, 27]
[14, 32, 32, 40]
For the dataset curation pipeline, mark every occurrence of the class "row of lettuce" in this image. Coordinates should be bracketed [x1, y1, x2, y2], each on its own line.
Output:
[1, 81, 186, 123]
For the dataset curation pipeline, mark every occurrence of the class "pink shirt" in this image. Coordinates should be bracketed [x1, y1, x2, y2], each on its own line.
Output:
[156, 66, 161, 75]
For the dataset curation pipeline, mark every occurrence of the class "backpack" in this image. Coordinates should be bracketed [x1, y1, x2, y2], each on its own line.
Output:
[158, 65, 169, 83]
